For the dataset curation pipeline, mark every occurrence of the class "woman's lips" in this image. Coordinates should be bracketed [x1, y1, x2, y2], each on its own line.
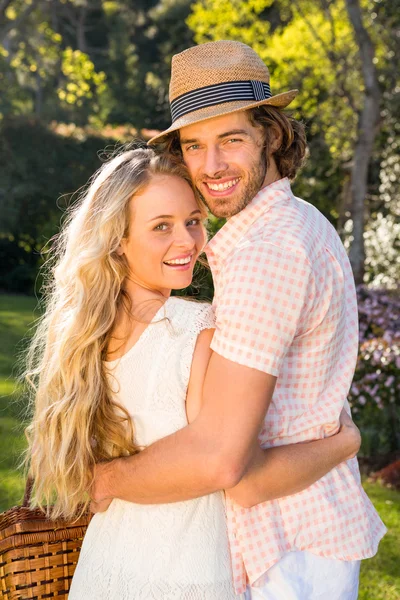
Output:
[163, 262, 192, 271]
[163, 254, 194, 271]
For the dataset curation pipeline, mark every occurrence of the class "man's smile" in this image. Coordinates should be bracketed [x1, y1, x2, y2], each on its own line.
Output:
[203, 177, 241, 195]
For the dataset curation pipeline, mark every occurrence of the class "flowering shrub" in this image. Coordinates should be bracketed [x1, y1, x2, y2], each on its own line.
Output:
[349, 286, 400, 456]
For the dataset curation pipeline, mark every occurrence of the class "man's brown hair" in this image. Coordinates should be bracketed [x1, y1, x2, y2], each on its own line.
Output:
[247, 105, 307, 180]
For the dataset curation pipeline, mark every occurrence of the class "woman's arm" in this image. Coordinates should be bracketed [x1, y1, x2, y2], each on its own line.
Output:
[186, 329, 361, 509]
[226, 409, 360, 508]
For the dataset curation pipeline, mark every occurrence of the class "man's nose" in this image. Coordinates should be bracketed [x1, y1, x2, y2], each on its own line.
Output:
[203, 146, 228, 178]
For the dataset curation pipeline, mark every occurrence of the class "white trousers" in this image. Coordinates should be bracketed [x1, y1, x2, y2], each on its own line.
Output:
[244, 551, 360, 600]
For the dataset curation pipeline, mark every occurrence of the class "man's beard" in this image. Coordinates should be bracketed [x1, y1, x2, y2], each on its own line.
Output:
[196, 150, 267, 219]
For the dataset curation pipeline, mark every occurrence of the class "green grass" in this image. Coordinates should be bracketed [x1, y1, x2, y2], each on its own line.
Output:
[359, 481, 400, 599]
[0, 293, 399, 598]
[0, 293, 38, 509]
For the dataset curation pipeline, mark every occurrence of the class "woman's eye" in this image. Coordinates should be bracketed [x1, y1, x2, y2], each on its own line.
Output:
[187, 218, 201, 226]
[154, 223, 169, 231]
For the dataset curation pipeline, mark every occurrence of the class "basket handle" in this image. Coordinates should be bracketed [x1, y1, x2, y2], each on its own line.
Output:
[23, 476, 34, 507]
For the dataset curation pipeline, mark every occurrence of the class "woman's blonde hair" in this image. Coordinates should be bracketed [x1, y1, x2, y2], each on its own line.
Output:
[24, 146, 203, 519]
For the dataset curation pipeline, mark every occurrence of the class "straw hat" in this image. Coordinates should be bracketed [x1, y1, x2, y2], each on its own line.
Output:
[148, 40, 298, 145]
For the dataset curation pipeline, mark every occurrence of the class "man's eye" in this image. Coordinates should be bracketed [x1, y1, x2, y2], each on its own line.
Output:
[154, 223, 169, 231]
[227, 138, 241, 143]
[186, 144, 200, 151]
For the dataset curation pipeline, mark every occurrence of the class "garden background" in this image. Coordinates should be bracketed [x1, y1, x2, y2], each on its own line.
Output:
[0, 1, 399, 598]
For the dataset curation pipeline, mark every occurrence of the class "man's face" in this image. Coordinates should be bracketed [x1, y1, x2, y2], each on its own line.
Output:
[180, 111, 271, 218]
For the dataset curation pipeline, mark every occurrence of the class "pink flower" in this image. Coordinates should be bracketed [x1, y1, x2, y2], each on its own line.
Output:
[385, 376, 395, 389]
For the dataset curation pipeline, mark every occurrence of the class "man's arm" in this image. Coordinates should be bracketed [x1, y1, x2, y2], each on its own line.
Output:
[182, 328, 360, 508]
[90, 244, 341, 511]
[91, 351, 276, 507]
[91, 329, 360, 512]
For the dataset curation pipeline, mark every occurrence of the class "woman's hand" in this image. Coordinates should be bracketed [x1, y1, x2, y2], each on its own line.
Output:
[226, 407, 362, 508]
[338, 408, 361, 460]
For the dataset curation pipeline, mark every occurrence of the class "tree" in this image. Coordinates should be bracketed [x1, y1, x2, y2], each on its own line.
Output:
[0, 0, 196, 129]
[187, 0, 392, 283]
[345, 0, 381, 283]
[0, 0, 109, 123]
[0, 117, 117, 293]
[1, 0, 397, 292]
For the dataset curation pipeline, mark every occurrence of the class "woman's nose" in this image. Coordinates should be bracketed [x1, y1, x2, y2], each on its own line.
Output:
[173, 225, 196, 249]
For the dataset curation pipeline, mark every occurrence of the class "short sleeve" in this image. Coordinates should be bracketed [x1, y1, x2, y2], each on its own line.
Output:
[178, 301, 216, 392]
[191, 302, 216, 334]
[210, 242, 314, 376]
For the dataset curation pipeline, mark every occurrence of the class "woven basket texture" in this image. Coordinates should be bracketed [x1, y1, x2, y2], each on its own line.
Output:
[0, 496, 90, 599]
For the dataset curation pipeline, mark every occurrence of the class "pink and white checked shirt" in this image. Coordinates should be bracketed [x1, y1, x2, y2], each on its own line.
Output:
[205, 177, 386, 595]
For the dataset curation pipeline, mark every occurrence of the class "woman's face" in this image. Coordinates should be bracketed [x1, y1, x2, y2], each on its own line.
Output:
[120, 174, 207, 297]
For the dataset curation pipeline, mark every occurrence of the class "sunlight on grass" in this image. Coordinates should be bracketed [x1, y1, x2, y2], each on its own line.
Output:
[0, 294, 37, 509]
[0, 470, 26, 510]
[359, 481, 400, 599]
[0, 379, 17, 396]
[0, 414, 27, 510]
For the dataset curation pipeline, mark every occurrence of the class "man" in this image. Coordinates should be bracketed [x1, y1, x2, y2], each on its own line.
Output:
[92, 41, 385, 598]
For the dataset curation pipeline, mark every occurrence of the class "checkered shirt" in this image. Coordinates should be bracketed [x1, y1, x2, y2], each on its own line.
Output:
[205, 177, 387, 595]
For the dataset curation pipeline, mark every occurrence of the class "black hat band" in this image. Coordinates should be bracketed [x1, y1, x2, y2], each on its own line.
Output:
[170, 80, 272, 123]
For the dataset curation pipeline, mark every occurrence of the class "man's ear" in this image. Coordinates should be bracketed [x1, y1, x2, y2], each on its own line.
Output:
[268, 124, 282, 153]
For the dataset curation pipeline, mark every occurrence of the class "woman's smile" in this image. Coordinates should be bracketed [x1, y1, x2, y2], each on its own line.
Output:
[163, 252, 194, 269]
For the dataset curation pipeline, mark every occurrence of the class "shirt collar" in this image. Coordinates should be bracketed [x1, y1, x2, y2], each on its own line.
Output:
[205, 177, 293, 273]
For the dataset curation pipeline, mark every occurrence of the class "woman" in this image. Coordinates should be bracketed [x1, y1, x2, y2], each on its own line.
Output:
[25, 147, 359, 599]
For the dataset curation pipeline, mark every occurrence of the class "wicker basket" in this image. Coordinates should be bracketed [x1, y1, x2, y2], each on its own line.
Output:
[0, 480, 91, 599]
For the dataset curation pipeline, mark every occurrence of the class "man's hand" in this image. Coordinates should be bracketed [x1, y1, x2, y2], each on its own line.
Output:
[338, 408, 361, 460]
[90, 461, 115, 514]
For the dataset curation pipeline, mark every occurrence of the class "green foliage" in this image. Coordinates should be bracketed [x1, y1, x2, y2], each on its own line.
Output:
[57, 48, 109, 125]
[188, 0, 362, 160]
[0, 3, 109, 124]
[9, 21, 62, 80]
[0, 0, 398, 289]
[188, 0, 274, 47]
[188, 0, 399, 278]
[364, 213, 400, 289]
[79, 0, 195, 129]
[363, 114, 400, 289]
[0, 117, 117, 294]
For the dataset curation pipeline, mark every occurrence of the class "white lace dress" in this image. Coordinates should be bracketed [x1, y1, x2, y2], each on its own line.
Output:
[69, 297, 240, 600]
